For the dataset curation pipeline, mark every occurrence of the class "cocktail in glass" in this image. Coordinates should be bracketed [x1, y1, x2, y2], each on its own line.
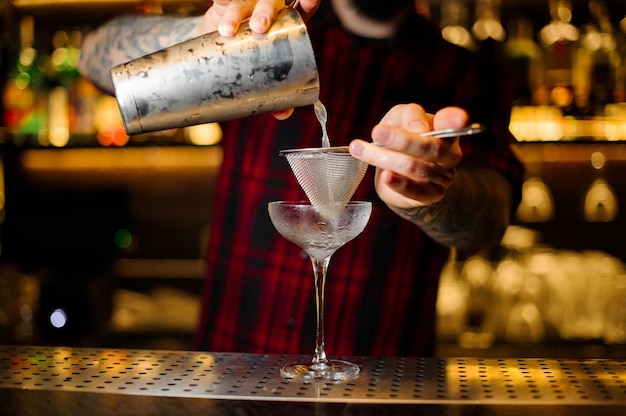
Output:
[267, 201, 372, 381]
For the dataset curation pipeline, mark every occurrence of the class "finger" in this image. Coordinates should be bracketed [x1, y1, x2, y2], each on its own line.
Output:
[379, 103, 431, 130]
[271, 108, 295, 120]
[370, 124, 462, 167]
[250, 0, 293, 33]
[217, 0, 255, 37]
[432, 106, 468, 131]
[350, 140, 456, 187]
[218, 0, 301, 36]
[294, 0, 321, 20]
[199, 0, 229, 35]
[376, 170, 449, 207]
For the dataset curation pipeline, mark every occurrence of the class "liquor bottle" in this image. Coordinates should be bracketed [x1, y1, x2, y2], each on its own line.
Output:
[46, 30, 70, 147]
[503, 17, 545, 106]
[538, 0, 580, 114]
[472, 0, 507, 71]
[472, 0, 506, 43]
[67, 29, 99, 146]
[439, 0, 475, 51]
[575, 0, 620, 116]
[613, 15, 626, 104]
[42, 27, 103, 148]
[2, 16, 47, 145]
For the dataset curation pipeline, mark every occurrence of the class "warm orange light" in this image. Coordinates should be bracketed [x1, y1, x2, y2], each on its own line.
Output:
[184, 123, 222, 146]
[94, 95, 128, 146]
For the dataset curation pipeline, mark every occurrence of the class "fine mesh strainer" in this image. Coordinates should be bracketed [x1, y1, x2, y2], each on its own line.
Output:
[280, 124, 486, 206]
[280, 146, 368, 206]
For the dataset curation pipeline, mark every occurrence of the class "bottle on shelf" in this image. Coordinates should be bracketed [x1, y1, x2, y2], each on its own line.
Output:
[575, 0, 621, 117]
[538, 0, 580, 114]
[2, 15, 48, 146]
[614, 12, 626, 104]
[472, 0, 507, 73]
[439, 0, 475, 51]
[68, 30, 99, 146]
[46, 30, 72, 147]
[46, 28, 100, 147]
[472, 0, 506, 43]
[503, 16, 545, 106]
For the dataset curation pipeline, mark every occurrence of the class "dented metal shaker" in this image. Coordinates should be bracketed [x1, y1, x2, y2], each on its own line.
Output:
[110, 8, 319, 135]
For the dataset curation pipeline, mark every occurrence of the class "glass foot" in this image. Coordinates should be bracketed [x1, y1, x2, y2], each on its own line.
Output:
[280, 359, 360, 381]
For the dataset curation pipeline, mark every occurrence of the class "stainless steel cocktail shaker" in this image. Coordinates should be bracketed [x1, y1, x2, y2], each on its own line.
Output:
[110, 8, 319, 135]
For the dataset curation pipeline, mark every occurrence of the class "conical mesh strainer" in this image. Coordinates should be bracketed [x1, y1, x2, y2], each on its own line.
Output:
[280, 146, 368, 206]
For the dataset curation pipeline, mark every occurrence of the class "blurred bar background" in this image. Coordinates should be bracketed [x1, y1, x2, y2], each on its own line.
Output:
[0, 0, 625, 358]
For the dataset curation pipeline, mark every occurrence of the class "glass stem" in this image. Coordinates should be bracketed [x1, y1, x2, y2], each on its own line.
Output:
[310, 256, 330, 366]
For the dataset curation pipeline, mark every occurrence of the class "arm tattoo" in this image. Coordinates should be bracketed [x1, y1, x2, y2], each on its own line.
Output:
[81, 15, 201, 92]
[391, 166, 513, 251]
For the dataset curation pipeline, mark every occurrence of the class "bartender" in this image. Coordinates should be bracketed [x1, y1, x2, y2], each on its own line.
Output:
[78, 0, 523, 356]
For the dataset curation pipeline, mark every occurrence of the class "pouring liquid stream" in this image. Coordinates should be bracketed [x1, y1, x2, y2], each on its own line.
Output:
[314, 100, 331, 148]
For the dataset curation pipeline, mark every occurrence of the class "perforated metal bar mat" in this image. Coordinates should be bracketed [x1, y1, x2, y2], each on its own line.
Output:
[1, 345, 626, 415]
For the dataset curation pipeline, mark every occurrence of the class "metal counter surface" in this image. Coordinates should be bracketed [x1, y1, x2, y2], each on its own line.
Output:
[1, 345, 625, 415]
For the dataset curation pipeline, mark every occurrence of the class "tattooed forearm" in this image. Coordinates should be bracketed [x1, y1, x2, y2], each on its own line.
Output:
[78, 15, 201, 92]
[390, 166, 513, 250]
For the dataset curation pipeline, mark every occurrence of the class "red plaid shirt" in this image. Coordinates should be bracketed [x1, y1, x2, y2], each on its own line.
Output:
[194, 4, 523, 356]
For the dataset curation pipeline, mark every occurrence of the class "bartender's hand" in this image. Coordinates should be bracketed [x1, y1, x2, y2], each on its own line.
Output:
[200, 0, 321, 37]
[199, 0, 321, 120]
[349, 104, 466, 209]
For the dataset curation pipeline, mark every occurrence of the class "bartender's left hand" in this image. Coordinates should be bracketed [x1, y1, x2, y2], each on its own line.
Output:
[349, 104, 466, 208]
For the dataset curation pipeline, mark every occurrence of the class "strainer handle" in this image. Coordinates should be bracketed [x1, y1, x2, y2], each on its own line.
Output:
[419, 123, 485, 139]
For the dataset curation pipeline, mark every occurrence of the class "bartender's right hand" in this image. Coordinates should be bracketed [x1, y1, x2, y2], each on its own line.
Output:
[201, 0, 321, 37]
[203, 0, 321, 120]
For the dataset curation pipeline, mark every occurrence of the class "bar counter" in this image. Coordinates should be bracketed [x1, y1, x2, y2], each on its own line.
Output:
[1, 345, 625, 415]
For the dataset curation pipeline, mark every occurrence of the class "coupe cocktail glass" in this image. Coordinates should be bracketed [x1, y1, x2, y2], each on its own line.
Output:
[268, 201, 372, 381]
